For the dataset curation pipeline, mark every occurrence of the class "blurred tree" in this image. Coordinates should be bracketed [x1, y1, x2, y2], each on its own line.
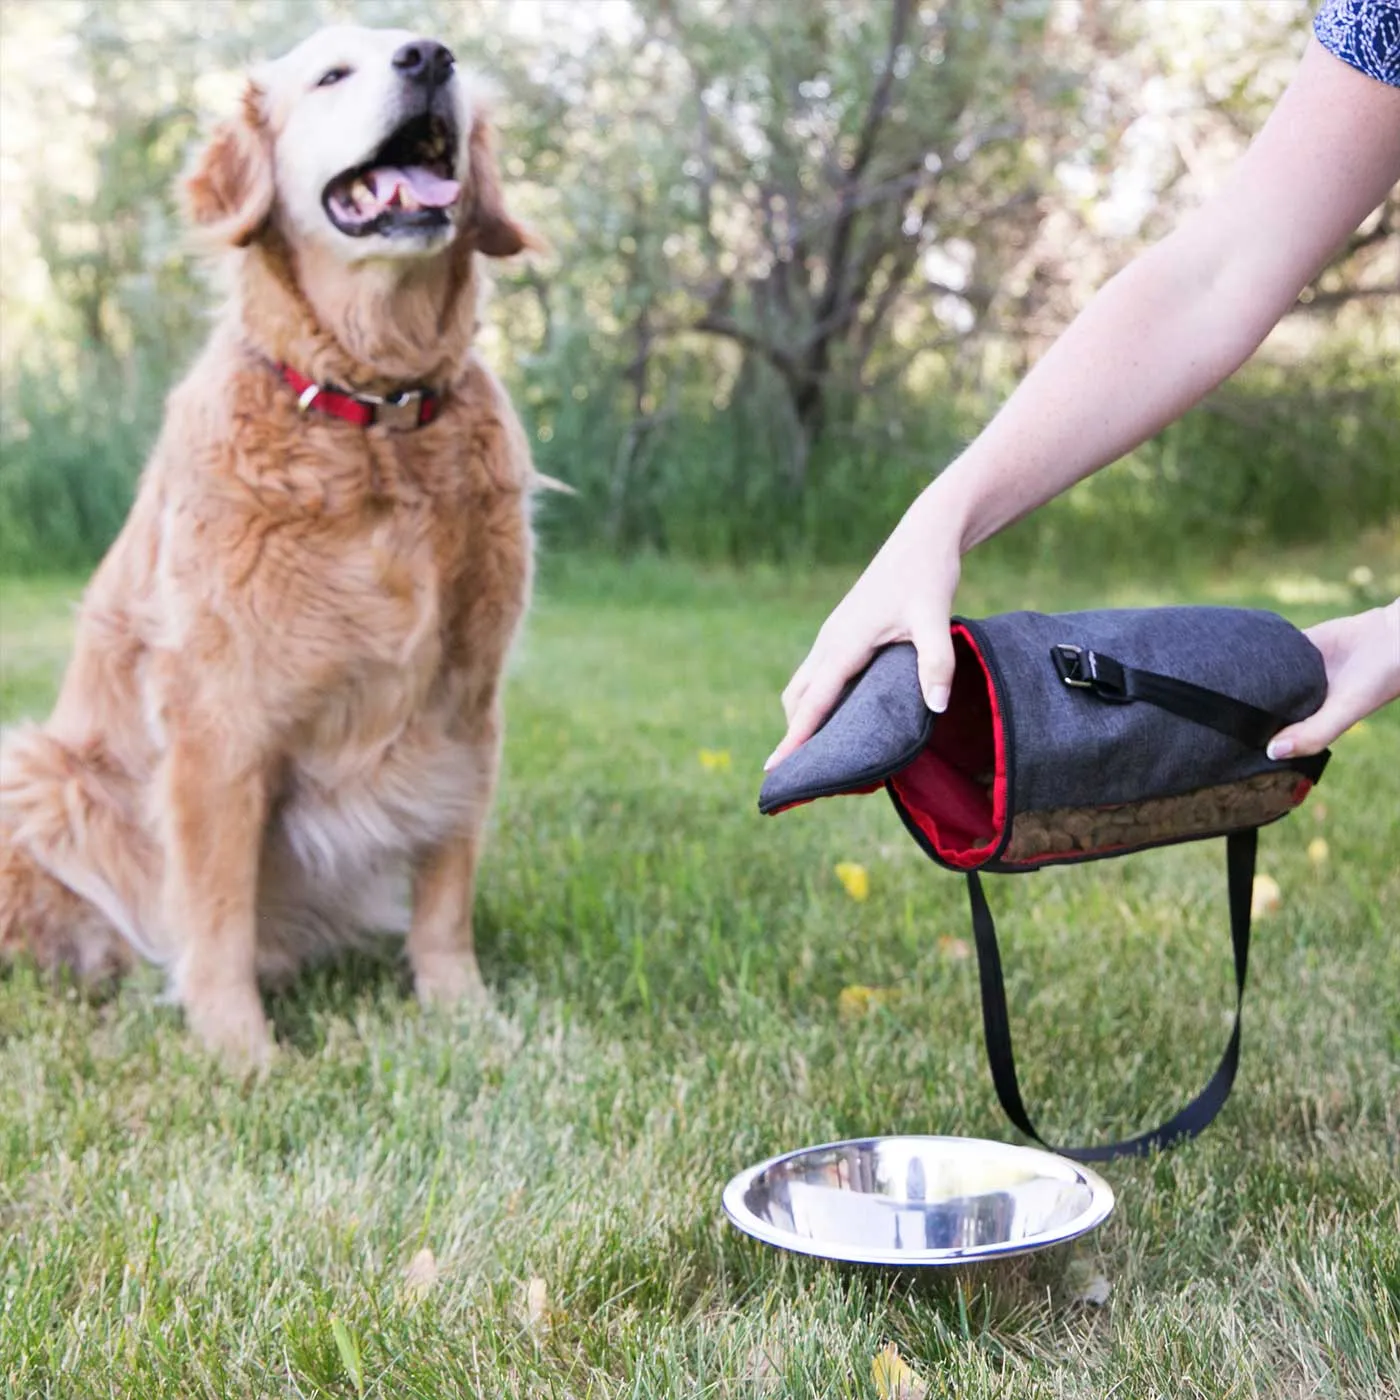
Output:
[0, 0, 1393, 570]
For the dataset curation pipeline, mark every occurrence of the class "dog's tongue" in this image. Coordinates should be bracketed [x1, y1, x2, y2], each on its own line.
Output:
[366, 165, 460, 209]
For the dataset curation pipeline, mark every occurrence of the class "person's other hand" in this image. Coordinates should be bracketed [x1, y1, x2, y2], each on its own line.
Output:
[1267, 599, 1400, 759]
[766, 487, 962, 770]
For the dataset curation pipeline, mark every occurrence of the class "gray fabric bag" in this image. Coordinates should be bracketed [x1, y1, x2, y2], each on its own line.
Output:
[759, 606, 1330, 1160]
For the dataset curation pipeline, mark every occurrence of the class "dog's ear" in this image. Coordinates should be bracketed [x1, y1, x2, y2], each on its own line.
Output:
[184, 82, 274, 248]
[468, 111, 538, 259]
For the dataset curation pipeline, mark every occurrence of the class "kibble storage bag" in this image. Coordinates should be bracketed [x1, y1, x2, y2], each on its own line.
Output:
[759, 607, 1330, 1160]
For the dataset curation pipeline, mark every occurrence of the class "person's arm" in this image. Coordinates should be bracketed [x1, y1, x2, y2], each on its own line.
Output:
[771, 40, 1400, 768]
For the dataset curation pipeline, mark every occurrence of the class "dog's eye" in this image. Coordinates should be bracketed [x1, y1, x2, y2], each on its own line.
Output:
[317, 66, 351, 88]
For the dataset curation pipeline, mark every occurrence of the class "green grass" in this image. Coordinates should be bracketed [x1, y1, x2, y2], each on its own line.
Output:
[2, 543, 1398, 1399]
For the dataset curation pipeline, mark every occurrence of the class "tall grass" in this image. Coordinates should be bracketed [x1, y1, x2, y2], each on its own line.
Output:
[0, 350, 170, 575]
[2, 336, 1396, 575]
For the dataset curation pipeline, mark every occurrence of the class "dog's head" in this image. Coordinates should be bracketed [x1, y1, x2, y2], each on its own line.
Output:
[185, 25, 529, 264]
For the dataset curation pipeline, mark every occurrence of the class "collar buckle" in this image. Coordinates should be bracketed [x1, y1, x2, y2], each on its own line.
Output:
[368, 388, 426, 431]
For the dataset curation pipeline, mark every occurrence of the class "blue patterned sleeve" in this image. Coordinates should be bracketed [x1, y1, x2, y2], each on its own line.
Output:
[1314, 0, 1400, 87]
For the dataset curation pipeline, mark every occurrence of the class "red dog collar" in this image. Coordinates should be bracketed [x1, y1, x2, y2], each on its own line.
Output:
[279, 363, 441, 430]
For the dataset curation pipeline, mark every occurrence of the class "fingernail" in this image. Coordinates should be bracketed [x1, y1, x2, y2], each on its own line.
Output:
[763, 748, 781, 771]
[1266, 738, 1293, 761]
[926, 684, 950, 714]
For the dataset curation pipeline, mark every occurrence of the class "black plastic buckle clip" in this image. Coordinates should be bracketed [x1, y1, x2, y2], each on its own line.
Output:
[1052, 644, 1129, 701]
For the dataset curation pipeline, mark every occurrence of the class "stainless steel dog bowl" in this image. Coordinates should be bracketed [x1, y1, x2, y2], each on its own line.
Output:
[723, 1135, 1114, 1266]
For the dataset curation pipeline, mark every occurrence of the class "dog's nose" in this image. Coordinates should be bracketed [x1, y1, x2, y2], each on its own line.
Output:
[392, 39, 454, 88]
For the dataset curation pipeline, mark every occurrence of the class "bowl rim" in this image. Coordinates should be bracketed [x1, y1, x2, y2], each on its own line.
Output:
[722, 1133, 1115, 1267]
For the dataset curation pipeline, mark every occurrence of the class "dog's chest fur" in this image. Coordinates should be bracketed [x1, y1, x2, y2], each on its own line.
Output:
[258, 432, 526, 885]
[144, 361, 534, 894]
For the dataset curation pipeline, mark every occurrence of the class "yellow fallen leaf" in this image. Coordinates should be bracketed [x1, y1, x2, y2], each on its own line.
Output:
[837, 984, 895, 1020]
[872, 1342, 927, 1400]
[1307, 837, 1329, 866]
[525, 1276, 550, 1331]
[745, 1339, 785, 1394]
[1065, 1256, 1112, 1306]
[937, 936, 971, 962]
[1250, 873, 1282, 919]
[834, 861, 869, 901]
[698, 748, 732, 771]
[402, 1247, 438, 1300]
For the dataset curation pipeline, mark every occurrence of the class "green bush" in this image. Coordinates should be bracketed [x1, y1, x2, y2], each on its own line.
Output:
[1, 338, 1394, 578]
[987, 354, 1400, 576]
[0, 350, 171, 575]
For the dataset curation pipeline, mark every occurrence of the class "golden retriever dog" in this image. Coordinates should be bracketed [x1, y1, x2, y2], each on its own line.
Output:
[0, 26, 540, 1064]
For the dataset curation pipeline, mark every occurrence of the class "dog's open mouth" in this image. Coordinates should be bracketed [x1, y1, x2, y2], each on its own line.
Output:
[322, 112, 460, 238]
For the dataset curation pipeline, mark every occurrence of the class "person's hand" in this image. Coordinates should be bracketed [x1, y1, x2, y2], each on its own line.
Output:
[1267, 599, 1400, 759]
[766, 486, 963, 770]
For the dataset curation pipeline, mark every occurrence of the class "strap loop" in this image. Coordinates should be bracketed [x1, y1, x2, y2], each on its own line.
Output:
[965, 829, 1257, 1161]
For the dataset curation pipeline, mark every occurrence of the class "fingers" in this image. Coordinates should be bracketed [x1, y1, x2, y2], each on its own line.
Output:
[1267, 682, 1368, 758]
[1270, 603, 1400, 758]
[767, 638, 873, 770]
[1268, 686, 1375, 760]
[780, 653, 816, 726]
[1267, 708, 1341, 761]
[908, 607, 955, 714]
[767, 614, 956, 772]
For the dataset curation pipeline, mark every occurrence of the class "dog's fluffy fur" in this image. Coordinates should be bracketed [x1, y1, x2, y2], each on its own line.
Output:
[0, 27, 539, 1062]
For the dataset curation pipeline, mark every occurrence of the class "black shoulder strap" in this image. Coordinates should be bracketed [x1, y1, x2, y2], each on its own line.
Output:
[1051, 645, 1281, 750]
[965, 828, 1256, 1161]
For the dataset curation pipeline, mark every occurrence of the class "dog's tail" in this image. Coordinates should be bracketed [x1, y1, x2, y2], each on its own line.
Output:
[529, 471, 578, 497]
[0, 725, 156, 975]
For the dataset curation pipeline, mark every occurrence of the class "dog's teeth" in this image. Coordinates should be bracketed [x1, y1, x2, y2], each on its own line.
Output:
[399, 187, 420, 211]
[351, 179, 372, 209]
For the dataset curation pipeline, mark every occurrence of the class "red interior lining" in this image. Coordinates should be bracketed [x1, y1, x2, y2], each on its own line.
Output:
[889, 626, 1007, 868]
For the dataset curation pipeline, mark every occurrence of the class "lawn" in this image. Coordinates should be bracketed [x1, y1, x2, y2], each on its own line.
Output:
[1, 543, 1397, 1399]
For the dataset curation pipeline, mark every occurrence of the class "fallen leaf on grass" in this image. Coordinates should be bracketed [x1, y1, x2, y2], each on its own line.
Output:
[834, 861, 870, 901]
[745, 1339, 785, 1394]
[1065, 1256, 1112, 1306]
[1307, 837, 1329, 866]
[402, 1247, 438, 1300]
[837, 985, 896, 1020]
[698, 748, 732, 771]
[937, 936, 971, 962]
[1250, 873, 1282, 919]
[872, 1342, 928, 1399]
[525, 1276, 550, 1331]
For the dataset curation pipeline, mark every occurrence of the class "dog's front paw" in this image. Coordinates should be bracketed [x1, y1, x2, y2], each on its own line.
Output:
[185, 985, 275, 1071]
[413, 950, 489, 1011]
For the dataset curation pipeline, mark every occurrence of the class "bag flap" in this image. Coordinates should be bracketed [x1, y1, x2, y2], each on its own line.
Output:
[758, 643, 932, 815]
